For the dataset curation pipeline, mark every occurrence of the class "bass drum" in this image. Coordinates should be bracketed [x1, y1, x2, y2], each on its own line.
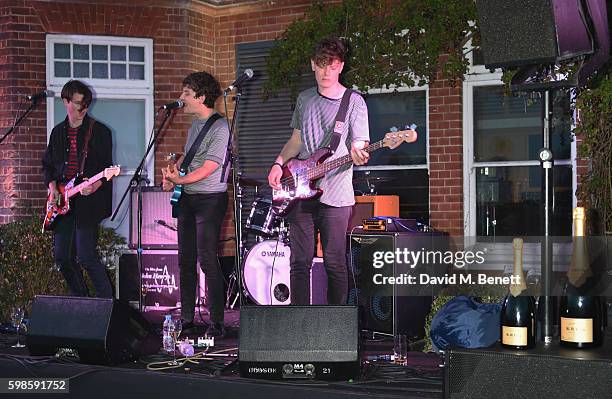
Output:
[242, 240, 291, 305]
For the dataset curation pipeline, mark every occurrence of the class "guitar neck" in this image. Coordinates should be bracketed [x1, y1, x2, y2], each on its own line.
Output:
[307, 139, 385, 180]
[65, 170, 106, 198]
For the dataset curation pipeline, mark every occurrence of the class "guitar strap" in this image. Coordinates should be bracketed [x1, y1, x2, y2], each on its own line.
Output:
[180, 113, 222, 173]
[78, 117, 96, 175]
[328, 89, 353, 153]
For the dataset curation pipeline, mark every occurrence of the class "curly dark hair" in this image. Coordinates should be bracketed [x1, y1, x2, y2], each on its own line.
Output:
[182, 71, 222, 108]
[61, 80, 93, 108]
[312, 37, 347, 67]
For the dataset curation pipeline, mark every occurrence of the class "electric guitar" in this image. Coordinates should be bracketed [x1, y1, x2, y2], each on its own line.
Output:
[42, 165, 121, 231]
[166, 153, 184, 212]
[272, 128, 417, 216]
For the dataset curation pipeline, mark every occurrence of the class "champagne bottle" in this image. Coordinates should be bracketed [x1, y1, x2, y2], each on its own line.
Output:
[559, 207, 603, 348]
[501, 238, 536, 349]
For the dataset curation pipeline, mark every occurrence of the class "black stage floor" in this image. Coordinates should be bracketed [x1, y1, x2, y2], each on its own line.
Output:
[0, 308, 444, 399]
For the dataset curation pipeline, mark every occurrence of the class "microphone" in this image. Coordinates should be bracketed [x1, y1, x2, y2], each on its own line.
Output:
[224, 69, 254, 93]
[160, 99, 184, 110]
[26, 89, 54, 102]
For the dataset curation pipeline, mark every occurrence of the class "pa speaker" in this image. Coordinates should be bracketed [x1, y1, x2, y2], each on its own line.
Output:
[239, 305, 360, 380]
[26, 295, 161, 365]
[475, 0, 594, 68]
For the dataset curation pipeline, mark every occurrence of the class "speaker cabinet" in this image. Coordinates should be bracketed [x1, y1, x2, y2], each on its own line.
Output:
[475, 0, 594, 68]
[446, 344, 612, 398]
[130, 186, 177, 249]
[348, 231, 447, 337]
[239, 305, 360, 380]
[118, 249, 205, 311]
[26, 295, 160, 365]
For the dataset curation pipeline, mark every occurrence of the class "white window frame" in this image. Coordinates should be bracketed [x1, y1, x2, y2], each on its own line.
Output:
[45, 34, 155, 183]
[462, 44, 577, 238]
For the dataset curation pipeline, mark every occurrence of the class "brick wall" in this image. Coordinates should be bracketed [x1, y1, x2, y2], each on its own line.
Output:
[0, 0, 590, 244]
[428, 76, 464, 237]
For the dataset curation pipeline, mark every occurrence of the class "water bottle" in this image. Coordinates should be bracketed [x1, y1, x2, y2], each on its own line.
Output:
[162, 314, 175, 353]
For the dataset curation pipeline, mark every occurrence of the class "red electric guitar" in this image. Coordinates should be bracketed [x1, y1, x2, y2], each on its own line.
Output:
[272, 128, 417, 216]
[42, 166, 121, 232]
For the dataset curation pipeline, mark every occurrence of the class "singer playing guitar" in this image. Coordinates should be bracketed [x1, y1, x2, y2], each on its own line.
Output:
[42, 80, 114, 298]
[161, 71, 230, 338]
[268, 37, 370, 306]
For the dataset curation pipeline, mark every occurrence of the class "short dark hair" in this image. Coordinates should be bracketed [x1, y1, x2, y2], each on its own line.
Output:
[61, 80, 93, 108]
[182, 71, 222, 108]
[312, 37, 347, 66]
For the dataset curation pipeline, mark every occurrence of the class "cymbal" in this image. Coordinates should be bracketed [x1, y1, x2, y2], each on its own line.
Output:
[352, 176, 395, 185]
[238, 176, 264, 186]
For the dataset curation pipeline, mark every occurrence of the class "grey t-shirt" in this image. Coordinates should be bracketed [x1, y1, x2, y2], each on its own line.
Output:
[182, 114, 229, 194]
[290, 87, 369, 207]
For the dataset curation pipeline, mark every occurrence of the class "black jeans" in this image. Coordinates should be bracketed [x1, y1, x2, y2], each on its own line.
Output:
[177, 191, 228, 324]
[53, 213, 113, 298]
[287, 200, 351, 305]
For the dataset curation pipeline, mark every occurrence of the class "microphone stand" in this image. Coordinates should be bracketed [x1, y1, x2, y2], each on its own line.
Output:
[221, 86, 245, 308]
[111, 108, 174, 313]
[0, 99, 41, 145]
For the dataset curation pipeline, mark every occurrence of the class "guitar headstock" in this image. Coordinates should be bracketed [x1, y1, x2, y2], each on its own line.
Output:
[104, 165, 121, 180]
[382, 127, 417, 149]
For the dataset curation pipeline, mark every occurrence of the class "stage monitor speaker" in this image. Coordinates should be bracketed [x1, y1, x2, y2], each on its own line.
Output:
[118, 249, 205, 311]
[475, 0, 595, 68]
[130, 186, 177, 249]
[26, 295, 160, 365]
[348, 231, 447, 336]
[445, 345, 612, 398]
[239, 305, 360, 380]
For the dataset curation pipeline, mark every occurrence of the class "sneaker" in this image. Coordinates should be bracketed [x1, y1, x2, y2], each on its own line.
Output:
[205, 322, 226, 338]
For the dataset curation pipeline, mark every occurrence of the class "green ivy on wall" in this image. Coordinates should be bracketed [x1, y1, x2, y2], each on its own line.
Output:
[264, 0, 478, 99]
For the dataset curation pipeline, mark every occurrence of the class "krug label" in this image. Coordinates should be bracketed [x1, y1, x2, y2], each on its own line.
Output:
[502, 326, 528, 346]
[560, 317, 593, 343]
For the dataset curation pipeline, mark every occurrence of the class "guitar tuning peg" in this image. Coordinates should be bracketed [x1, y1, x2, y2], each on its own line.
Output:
[389, 126, 398, 132]
[405, 124, 417, 131]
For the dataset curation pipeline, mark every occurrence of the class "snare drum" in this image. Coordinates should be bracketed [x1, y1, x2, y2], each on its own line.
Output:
[246, 197, 278, 236]
[242, 240, 291, 305]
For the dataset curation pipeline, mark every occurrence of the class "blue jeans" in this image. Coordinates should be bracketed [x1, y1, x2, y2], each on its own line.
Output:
[53, 213, 113, 298]
[287, 200, 351, 305]
[177, 191, 228, 324]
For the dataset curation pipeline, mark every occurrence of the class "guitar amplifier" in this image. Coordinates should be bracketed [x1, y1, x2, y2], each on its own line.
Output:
[129, 186, 178, 249]
[117, 249, 206, 311]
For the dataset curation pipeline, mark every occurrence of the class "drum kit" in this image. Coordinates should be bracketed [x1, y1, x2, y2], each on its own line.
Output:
[231, 174, 292, 306]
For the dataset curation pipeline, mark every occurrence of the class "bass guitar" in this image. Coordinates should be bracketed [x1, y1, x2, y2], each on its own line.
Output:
[42, 166, 121, 232]
[272, 128, 417, 216]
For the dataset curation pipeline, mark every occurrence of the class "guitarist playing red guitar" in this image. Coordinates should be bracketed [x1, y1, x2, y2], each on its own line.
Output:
[42, 80, 114, 298]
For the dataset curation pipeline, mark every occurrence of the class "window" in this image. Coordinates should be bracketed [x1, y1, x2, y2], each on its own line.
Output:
[463, 48, 575, 241]
[355, 88, 429, 220]
[46, 35, 155, 241]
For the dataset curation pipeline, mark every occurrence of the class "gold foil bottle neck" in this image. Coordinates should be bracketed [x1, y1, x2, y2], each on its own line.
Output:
[567, 207, 591, 287]
[510, 238, 527, 297]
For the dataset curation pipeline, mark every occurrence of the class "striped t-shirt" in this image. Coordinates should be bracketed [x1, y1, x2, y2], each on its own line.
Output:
[65, 126, 79, 181]
[290, 87, 369, 207]
[182, 114, 230, 194]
